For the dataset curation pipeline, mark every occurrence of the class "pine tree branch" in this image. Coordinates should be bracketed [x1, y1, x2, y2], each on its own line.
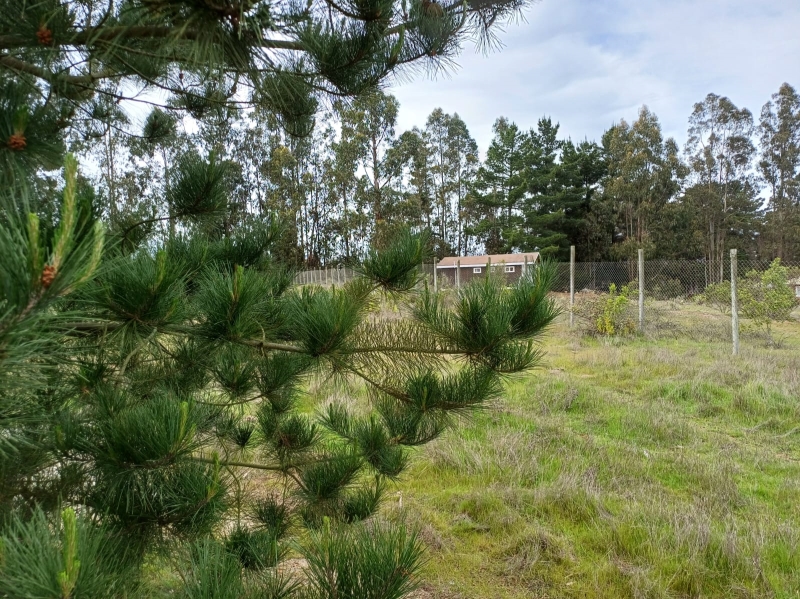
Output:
[239, 339, 309, 353]
[192, 455, 289, 472]
[116, 328, 157, 382]
[116, 214, 173, 245]
[347, 345, 464, 355]
[340, 362, 410, 402]
[0, 54, 96, 85]
[0, 27, 304, 51]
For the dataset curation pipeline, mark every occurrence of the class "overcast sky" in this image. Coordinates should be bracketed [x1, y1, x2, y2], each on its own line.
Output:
[389, 0, 800, 153]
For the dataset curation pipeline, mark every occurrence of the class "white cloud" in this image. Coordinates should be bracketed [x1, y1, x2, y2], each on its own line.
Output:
[390, 0, 800, 152]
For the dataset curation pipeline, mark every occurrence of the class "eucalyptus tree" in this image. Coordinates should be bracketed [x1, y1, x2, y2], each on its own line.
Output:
[758, 82, 800, 261]
[329, 118, 368, 261]
[684, 93, 761, 279]
[602, 106, 684, 260]
[385, 127, 433, 234]
[337, 91, 401, 248]
[423, 108, 478, 256]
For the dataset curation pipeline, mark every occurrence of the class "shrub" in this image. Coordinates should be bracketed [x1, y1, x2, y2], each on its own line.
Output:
[650, 276, 686, 300]
[739, 259, 797, 344]
[698, 280, 732, 314]
[573, 284, 637, 337]
[699, 259, 797, 345]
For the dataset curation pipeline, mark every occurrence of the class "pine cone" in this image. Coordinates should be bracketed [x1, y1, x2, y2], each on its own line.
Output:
[41, 265, 57, 289]
[36, 25, 53, 45]
[7, 133, 26, 150]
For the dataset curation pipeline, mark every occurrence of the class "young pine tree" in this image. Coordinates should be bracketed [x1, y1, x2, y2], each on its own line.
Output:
[1, 0, 553, 594]
[0, 153, 559, 598]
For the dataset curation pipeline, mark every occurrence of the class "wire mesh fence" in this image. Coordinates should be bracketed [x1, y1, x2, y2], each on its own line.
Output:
[293, 266, 360, 286]
[295, 258, 800, 299]
[294, 255, 800, 355]
[293, 264, 436, 286]
[550, 258, 800, 299]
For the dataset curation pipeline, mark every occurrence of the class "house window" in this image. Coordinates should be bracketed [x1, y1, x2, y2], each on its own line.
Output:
[504, 266, 515, 273]
[473, 267, 482, 273]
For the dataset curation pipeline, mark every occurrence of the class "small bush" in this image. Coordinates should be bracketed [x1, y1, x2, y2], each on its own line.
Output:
[739, 259, 797, 344]
[699, 258, 797, 345]
[650, 276, 686, 300]
[573, 284, 637, 337]
[698, 280, 732, 314]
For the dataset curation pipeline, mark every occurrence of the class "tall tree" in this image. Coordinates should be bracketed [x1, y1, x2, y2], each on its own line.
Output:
[338, 91, 400, 247]
[445, 113, 479, 255]
[602, 106, 685, 259]
[329, 120, 368, 260]
[684, 93, 761, 280]
[387, 127, 433, 234]
[467, 117, 528, 254]
[758, 82, 800, 261]
[511, 118, 608, 261]
[423, 109, 478, 256]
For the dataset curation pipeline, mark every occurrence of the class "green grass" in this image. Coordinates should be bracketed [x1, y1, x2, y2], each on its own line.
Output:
[386, 305, 800, 598]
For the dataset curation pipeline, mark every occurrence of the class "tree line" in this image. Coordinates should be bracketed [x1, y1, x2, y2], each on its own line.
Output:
[72, 83, 800, 270]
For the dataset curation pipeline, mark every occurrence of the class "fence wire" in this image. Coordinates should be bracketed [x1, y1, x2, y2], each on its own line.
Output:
[550, 259, 800, 299]
[295, 259, 800, 301]
[294, 258, 800, 354]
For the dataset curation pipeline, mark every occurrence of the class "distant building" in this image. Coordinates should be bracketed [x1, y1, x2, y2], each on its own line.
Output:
[436, 252, 540, 286]
[790, 277, 800, 298]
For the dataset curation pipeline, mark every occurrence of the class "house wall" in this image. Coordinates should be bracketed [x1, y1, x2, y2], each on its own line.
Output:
[437, 263, 531, 287]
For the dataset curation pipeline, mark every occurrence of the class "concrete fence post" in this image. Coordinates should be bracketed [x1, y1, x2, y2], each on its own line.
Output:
[433, 259, 438, 292]
[731, 249, 739, 356]
[456, 259, 461, 290]
[569, 246, 575, 328]
[638, 248, 645, 332]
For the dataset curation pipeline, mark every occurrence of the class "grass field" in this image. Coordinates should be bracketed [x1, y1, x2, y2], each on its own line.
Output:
[384, 302, 800, 599]
[138, 300, 800, 598]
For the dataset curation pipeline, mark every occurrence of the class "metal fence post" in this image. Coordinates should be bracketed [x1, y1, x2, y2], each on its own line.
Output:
[731, 249, 739, 356]
[569, 246, 575, 328]
[638, 248, 645, 332]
